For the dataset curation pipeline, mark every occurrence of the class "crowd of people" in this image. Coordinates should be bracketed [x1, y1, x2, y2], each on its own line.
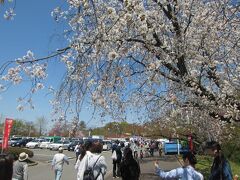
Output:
[0, 140, 238, 180]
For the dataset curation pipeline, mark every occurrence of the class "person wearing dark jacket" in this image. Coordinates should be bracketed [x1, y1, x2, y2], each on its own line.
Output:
[120, 147, 140, 180]
[112, 143, 122, 178]
[0, 154, 13, 180]
[209, 143, 233, 180]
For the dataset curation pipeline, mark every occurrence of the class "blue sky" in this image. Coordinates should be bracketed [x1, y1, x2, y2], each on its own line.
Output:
[0, 0, 103, 128]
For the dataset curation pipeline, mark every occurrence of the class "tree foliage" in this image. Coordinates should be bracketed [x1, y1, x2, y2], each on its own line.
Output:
[1, 0, 239, 126]
[91, 121, 143, 137]
[4, 119, 37, 136]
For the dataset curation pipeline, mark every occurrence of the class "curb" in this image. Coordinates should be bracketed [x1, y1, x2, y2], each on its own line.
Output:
[28, 161, 38, 166]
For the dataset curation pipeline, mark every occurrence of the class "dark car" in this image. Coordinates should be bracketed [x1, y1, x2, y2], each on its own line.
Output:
[68, 140, 84, 151]
[11, 138, 32, 147]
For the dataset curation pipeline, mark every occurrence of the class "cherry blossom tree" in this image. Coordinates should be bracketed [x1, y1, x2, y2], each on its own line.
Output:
[1, 0, 239, 124]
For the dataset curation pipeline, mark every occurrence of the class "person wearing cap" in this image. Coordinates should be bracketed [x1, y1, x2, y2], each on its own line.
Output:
[52, 147, 69, 180]
[154, 152, 203, 180]
[209, 143, 233, 180]
[12, 152, 29, 180]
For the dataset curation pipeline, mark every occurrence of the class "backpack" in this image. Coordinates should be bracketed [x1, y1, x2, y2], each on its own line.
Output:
[83, 155, 102, 180]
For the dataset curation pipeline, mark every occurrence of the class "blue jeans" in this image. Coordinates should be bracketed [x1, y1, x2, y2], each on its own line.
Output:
[55, 169, 62, 180]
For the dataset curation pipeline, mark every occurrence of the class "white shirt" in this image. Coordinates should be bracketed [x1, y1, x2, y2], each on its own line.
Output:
[156, 165, 204, 180]
[74, 144, 80, 153]
[52, 153, 69, 171]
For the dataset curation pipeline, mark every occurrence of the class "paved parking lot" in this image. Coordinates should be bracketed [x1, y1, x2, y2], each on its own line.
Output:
[28, 148, 113, 180]
[29, 148, 76, 162]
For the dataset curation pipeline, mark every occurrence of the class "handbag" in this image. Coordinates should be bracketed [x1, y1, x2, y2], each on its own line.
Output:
[111, 150, 117, 160]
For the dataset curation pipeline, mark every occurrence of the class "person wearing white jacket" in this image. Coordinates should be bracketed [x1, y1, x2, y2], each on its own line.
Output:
[88, 142, 107, 180]
[75, 141, 93, 180]
[75, 141, 107, 180]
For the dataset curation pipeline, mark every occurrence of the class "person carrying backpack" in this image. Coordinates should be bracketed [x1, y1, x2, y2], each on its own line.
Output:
[120, 147, 140, 180]
[112, 143, 122, 178]
[84, 141, 107, 180]
[75, 141, 93, 180]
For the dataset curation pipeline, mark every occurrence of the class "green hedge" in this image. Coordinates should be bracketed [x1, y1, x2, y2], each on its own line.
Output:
[196, 155, 240, 178]
[222, 142, 240, 164]
[2, 147, 34, 160]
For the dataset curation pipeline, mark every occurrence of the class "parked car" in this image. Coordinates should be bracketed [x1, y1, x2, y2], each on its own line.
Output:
[68, 140, 84, 151]
[40, 136, 61, 149]
[39, 139, 52, 149]
[164, 140, 189, 155]
[11, 138, 32, 147]
[8, 137, 22, 146]
[26, 139, 44, 148]
[49, 140, 71, 150]
[102, 140, 112, 151]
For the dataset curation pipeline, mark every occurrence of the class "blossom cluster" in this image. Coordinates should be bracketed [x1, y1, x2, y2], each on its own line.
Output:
[1, 0, 239, 126]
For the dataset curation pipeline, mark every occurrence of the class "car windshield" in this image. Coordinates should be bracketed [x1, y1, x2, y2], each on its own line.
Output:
[55, 140, 63, 144]
[18, 139, 25, 142]
[43, 139, 51, 142]
[31, 140, 38, 142]
[11, 138, 22, 141]
[103, 141, 111, 144]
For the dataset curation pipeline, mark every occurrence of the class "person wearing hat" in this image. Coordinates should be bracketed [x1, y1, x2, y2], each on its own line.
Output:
[52, 147, 69, 180]
[154, 152, 203, 180]
[12, 152, 29, 180]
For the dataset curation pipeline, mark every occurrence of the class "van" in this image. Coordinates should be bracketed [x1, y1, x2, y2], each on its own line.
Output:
[39, 136, 61, 149]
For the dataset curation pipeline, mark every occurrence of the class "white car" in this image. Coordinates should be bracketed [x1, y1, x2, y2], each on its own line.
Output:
[39, 139, 52, 149]
[26, 139, 44, 148]
[49, 140, 71, 150]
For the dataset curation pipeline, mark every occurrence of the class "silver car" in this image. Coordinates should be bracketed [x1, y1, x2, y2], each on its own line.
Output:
[49, 140, 71, 150]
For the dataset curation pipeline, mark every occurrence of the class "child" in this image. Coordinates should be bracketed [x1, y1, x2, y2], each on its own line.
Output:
[140, 149, 143, 160]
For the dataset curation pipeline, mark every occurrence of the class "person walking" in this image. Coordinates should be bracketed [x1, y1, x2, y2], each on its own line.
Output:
[112, 143, 122, 178]
[209, 143, 233, 180]
[150, 142, 155, 157]
[75, 140, 93, 180]
[120, 147, 140, 180]
[52, 147, 69, 180]
[131, 141, 138, 159]
[12, 152, 29, 180]
[88, 141, 107, 180]
[158, 142, 163, 157]
[154, 152, 203, 180]
[74, 143, 82, 162]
